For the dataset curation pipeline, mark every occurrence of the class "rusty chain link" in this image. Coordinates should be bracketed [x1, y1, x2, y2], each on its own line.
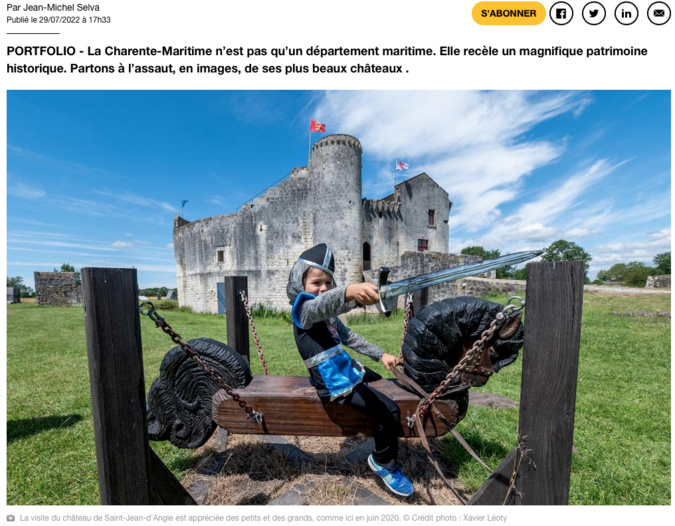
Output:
[139, 302, 262, 422]
[418, 297, 525, 421]
[398, 294, 414, 360]
[239, 291, 270, 375]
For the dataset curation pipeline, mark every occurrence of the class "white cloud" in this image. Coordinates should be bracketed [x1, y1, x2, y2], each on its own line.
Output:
[315, 91, 586, 160]
[586, 228, 671, 277]
[8, 238, 116, 251]
[94, 190, 179, 213]
[315, 90, 591, 238]
[566, 228, 592, 238]
[206, 196, 229, 207]
[112, 239, 152, 248]
[461, 159, 622, 250]
[10, 218, 52, 227]
[8, 181, 46, 199]
[166, 243, 174, 249]
[8, 144, 122, 180]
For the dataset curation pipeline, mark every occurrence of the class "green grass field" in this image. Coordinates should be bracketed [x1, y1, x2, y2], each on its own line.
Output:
[6, 292, 671, 505]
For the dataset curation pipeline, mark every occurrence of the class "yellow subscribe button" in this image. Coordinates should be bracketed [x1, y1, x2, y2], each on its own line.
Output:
[473, 2, 546, 25]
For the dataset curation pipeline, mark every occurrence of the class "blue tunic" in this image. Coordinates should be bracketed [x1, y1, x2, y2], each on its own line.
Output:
[292, 292, 365, 400]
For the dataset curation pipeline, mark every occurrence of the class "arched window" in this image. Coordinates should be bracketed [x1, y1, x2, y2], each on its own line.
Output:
[363, 242, 371, 271]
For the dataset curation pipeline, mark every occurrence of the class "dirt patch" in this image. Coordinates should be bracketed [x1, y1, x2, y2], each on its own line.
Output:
[611, 310, 671, 318]
[184, 433, 468, 506]
[584, 286, 670, 296]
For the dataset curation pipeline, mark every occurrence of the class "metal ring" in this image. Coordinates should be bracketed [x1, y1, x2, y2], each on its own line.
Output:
[506, 296, 525, 309]
[507, 296, 525, 308]
[139, 301, 156, 316]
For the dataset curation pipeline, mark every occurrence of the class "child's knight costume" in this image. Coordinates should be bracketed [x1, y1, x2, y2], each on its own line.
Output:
[286, 243, 383, 400]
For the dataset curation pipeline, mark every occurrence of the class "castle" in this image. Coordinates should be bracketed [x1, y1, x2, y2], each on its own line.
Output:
[173, 134, 451, 313]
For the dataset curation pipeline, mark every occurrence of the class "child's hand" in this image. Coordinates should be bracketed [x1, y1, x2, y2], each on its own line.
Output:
[345, 283, 380, 306]
[380, 353, 401, 371]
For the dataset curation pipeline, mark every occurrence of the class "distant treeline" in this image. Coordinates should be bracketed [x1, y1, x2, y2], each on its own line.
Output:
[139, 287, 171, 297]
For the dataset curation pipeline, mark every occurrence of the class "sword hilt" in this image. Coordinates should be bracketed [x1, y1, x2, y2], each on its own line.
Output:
[377, 267, 393, 317]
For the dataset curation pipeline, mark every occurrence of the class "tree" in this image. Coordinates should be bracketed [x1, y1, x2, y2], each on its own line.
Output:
[461, 246, 500, 259]
[510, 267, 528, 281]
[542, 240, 592, 283]
[623, 262, 661, 287]
[597, 261, 661, 287]
[460, 246, 511, 278]
[6, 276, 34, 297]
[7, 276, 24, 287]
[654, 252, 671, 275]
[54, 263, 81, 285]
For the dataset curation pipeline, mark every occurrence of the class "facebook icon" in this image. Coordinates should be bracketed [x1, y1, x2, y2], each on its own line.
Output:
[550, 2, 574, 24]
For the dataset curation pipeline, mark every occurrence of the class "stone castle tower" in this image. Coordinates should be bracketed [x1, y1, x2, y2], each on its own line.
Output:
[173, 134, 450, 313]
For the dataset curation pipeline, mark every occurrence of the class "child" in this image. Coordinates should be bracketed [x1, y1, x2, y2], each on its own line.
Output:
[286, 243, 414, 497]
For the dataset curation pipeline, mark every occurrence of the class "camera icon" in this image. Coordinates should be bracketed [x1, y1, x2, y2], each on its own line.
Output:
[7, 515, 16, 522]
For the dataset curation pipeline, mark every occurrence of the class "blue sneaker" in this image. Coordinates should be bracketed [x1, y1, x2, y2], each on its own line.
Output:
[367, 454, 414, 497]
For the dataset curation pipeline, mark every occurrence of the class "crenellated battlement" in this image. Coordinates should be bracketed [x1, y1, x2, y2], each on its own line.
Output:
[311, 134, 362, 155]
[362, 198, 401, 214]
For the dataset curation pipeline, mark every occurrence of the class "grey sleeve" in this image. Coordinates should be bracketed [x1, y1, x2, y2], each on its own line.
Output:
[336, 319, 384, 362]
[295, 286, 357, 329]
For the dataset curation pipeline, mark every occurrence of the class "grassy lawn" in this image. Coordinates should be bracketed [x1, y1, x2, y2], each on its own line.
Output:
[6, 292, 671, 505]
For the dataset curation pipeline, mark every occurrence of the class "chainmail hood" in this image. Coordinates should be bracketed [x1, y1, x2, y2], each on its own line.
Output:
[286, 243, 336, 304]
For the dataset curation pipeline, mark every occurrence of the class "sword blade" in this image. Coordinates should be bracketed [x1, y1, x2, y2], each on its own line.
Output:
[380, 250, 542, 299]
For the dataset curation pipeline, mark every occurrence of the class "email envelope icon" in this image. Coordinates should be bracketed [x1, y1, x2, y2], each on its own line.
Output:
[653, 9, 665, 16]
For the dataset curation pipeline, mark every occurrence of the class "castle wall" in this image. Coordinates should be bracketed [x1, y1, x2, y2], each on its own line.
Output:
[174, 135, 454, 314]
[174, 167, 315, 312]
[397, 174, 450, 254]
[362, 200, 402, 270]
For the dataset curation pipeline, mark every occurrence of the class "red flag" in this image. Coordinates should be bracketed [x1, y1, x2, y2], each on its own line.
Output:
[310, 120, 326, 132]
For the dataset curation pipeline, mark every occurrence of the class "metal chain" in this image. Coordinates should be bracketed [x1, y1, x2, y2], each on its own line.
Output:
[418, 297, 525, 421]
[399, 294, 414, 360]
[140, 302, 262, 422]
[239, 291, 270, 375]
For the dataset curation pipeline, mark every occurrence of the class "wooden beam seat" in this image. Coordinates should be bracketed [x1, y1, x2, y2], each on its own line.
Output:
[212, 375, 463, 438]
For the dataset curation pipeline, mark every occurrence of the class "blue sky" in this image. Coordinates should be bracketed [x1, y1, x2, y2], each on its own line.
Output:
[6, 90, 671, 289]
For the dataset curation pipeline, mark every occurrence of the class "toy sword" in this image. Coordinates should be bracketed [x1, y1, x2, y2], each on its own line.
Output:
[376, 250, 542, 315]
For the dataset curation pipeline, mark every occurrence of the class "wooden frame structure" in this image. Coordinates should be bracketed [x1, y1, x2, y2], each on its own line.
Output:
[82, 261, 583, 505]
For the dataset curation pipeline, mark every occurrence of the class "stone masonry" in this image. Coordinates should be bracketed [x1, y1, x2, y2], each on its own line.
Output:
[646, 275, 671, 288]
[34, 272, 81, 306]
[174, 134, 451, 313]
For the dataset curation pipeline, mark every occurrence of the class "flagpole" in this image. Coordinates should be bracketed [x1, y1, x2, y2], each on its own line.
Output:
[308, 130, 312, 165]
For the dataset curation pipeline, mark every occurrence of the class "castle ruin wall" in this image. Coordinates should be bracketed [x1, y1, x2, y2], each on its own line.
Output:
[34, 272, 81, 306]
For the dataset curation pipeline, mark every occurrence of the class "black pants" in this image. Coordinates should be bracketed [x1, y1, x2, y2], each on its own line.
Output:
[338, 376, 401, 471]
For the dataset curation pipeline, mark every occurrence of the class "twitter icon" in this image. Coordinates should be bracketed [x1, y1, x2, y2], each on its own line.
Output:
[583, 2, 606, 24]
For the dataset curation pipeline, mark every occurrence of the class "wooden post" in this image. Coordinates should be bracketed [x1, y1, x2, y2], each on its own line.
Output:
[469, 260, 584, 505]
[517, 260, 583, 504]
[225, 276, 250, 363]
[83, 268, 196, 505]
[83, 268, 151, 505]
